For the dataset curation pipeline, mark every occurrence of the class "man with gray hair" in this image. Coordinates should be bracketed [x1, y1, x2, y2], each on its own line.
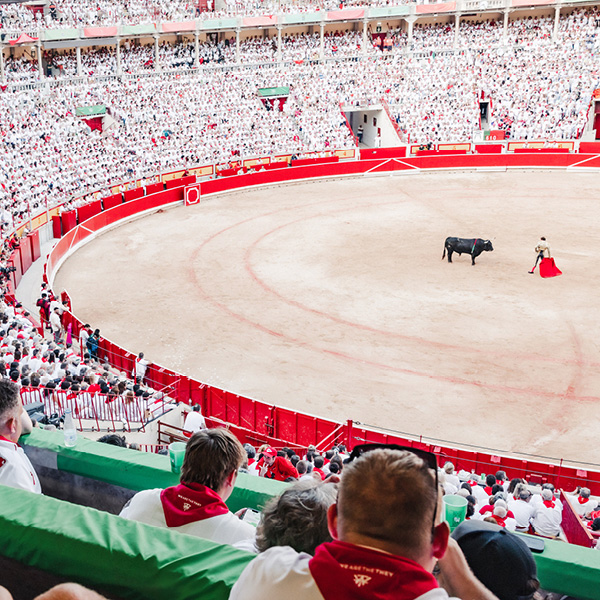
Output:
[254, 480, 338, 555]
[231, 446, 497, 600]
[568, 487, 598, 518]
[507, 485, 535, 533]
[443, 462, 460, 489]
[530, 489, 562, 538]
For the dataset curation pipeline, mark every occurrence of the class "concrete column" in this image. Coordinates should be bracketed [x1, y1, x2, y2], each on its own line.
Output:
[503, 9, 509, 38]
[76, 45, 82, 76]
[235, 28, 240, 64]
[116, 37, 121, 76]
[362, 19, 368, 56]
[553, 6, 560, 41]
[195, 32, 200, 68]
[277, 26, 282, 62]
[154, 34, 160, 71]
[455, 14, 460, 48]
[320, 23, 324, 60]
[0, 46, 6, 83]
[37, 41, 44, 80]
[405, 16, 416, 45]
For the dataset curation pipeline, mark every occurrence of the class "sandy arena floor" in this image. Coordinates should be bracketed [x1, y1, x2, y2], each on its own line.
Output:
[54, 170, 600, 467]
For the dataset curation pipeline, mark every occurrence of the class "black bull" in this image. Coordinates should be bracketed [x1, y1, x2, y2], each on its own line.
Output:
[442, 237, 494, 265]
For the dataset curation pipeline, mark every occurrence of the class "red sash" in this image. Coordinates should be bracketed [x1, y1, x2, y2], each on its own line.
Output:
[309, 540, 438, 600]
[491, 514, 506, 527]
[160, 482, 229, 527]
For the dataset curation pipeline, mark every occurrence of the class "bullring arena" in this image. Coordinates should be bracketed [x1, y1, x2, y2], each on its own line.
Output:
[4, 0, 600, 596]
[54, 169, 600, 466]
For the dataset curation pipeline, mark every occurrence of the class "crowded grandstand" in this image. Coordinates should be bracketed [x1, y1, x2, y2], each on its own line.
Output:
[1, 0, 600, 597]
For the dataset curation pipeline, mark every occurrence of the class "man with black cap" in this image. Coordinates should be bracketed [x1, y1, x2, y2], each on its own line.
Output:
[450, 520, 539, 600]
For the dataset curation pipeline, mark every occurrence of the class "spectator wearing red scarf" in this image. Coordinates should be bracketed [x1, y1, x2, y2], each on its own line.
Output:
[258, 446, 299, 482]
[567, 487, 598, 518]
[231, 448, 498, 600]
[530, 489, 562, 538]
[120, 428, 254, 545]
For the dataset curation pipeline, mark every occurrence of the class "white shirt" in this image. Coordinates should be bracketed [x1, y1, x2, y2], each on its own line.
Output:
[79, 329, 89, 351]
[183, 410, 206, 433]
[0, 437, 42, 494]
[50, 312, 61, 332]
[567, 495, 598, 517]
[531, 502, 563, 537]
[134, 357, 150, 378]
[119, 488, 254, 545]
[470, 483, 491, 507]
[445, 473, 460, 488]
[230, 546, 457, 600]
[507, 498, 535, 531]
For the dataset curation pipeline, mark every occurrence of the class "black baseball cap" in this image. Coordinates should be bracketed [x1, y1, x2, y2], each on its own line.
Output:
[452, 520, 539, 600]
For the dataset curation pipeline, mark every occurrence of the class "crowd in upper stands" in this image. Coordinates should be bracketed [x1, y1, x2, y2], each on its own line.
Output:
[3, 0, 416, 31]
[0, 10, 597, 232]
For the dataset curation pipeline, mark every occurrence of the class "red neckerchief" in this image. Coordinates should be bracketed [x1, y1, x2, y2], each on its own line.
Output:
[314, 467, 326, 481]
[309, 540, 438, 600]
[491, 514, 506, 528]
[0, 435, 17, 446]
[543, 500, 555, 509]
[160, 482, 229, 527]
[578, 497, 589, 505]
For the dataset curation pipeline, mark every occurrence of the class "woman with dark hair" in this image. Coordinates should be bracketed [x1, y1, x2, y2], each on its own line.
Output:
[508, 478, 522, 495]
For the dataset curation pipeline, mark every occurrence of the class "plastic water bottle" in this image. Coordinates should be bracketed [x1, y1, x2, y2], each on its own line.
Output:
[63, 408, 77, 447]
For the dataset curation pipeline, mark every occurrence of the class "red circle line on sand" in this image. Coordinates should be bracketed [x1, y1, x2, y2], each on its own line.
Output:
[243, 202, 600, 371]
[187, 192, 598, 403]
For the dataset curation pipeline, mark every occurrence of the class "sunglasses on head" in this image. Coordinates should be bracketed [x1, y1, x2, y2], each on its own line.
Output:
[349, 443, 439, 534]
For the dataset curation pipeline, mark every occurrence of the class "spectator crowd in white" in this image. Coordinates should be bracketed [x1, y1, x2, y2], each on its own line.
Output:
[0, 10, 598, 232]
[1, 0, 417, 31]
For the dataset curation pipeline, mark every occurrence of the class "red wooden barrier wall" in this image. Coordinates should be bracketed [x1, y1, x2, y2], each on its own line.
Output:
[103, 194, 123, 210]
[29, 229, 41, 262]
[61, 210, 77, 234]
[19, 237, 33, 274]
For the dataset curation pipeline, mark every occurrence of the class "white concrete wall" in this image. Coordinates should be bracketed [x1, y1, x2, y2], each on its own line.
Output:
[347, 107, 402, 147]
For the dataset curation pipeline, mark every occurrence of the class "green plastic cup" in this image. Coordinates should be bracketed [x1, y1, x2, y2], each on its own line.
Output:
[169, 442, 187, 474]
[443, 494, 468, 532]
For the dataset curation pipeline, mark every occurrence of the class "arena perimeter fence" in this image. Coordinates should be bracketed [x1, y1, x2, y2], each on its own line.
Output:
[10, 145, 600, 503]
